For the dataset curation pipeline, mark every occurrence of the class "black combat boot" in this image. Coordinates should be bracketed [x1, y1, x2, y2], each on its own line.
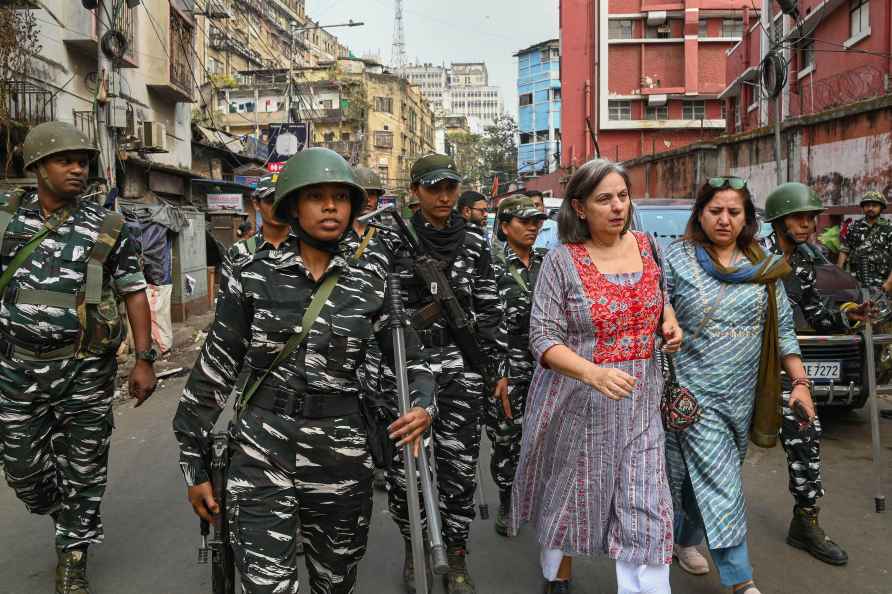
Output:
[494, 491, 511, 537]
[786, 506, 848, 565]
[444, 546, 476, 594]
[544, 580, 571, 593]
[403, 539, 432, 594]
[55, 548, 91, 594]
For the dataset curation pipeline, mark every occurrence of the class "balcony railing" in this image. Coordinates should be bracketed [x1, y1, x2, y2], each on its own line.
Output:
[72, 110, 96, 144]
[1, 80, 55, 126]
[169, 11, 194, 98]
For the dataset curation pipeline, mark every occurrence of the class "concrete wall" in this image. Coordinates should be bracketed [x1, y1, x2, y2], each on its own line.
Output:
[623, 96, 892, 208]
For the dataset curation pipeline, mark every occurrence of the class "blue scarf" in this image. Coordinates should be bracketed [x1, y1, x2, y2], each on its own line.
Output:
[694, 244, 789, 284]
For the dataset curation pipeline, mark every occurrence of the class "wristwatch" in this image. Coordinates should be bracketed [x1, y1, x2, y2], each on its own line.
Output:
[424, 403, 438, 421]
[135, 348, 158, 363]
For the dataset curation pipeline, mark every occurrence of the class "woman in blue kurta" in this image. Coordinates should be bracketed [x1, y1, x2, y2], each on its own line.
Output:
[662, 178, 816, 594]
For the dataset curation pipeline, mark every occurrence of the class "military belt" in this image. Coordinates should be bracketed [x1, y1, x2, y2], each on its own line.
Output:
[418, 327, 452, 348]
[0, 333, 77, 361]
[2, 285, 84, 308]
[248, 390, 361, 419]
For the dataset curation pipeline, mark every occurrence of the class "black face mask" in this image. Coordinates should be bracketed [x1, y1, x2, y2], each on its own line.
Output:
[412, 209, 467, 264]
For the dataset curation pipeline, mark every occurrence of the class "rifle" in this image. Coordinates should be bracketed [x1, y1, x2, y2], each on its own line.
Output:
[198, 432, 236, 594]
[358, 205, 502, 393]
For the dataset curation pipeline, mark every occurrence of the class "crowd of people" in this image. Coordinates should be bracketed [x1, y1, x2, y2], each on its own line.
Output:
[1, 120, 888, 594]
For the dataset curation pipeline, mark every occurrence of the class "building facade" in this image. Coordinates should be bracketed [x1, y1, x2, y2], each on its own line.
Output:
[560, 0, 749, 166]
[213, 59, 435, 193]
[721, 0, 891, 135]
[405, 61, 505, 128]
[516, 39, 562, 177]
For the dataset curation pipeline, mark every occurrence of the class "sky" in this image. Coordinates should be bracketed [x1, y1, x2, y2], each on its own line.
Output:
[306, 0, 559, 117]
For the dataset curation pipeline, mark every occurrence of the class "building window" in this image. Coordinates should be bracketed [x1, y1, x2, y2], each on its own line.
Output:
[682, 101, 705, 119]
[645, 104, 668, 120]
[378, 166, 389, 184]
[374, 131, 393, 148]
[646, 22, 672, 39]
[375, 97, 393, 113]
[850, 0, 869, 37]
[799, 39, 815, 70]
[519, 93, 533, 106]
[699, 20, 708, 38]
[608, 100, 632, 120]
[722, 18, 743, 38]
[720, 101, 727, 120]
[609, 19, 634, 39]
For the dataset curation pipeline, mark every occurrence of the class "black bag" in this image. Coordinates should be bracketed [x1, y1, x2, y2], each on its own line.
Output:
[359, 397, 395, 470]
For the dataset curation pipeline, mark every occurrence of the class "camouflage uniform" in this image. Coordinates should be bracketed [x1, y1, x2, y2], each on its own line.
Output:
[385, 215, 508, 549]
[485, 244, 546, 499]
[173, 227, 434, 594]
[767, 234, 843, 509]
[840, 217, 892, 288]
[0, 190, 146, 551]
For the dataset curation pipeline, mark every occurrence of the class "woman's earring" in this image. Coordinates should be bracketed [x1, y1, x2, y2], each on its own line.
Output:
[579, 214, 586, 220]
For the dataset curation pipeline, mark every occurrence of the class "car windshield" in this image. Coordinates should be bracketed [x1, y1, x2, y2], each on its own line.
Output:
[635, 209, 691, 249]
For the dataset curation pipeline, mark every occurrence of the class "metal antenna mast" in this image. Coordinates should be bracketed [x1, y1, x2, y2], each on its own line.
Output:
[391, 0, 407, 77]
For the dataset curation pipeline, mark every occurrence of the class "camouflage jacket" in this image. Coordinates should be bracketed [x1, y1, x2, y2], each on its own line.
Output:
[393, 216, 508, 385]
[493, 244, 546, 385]
[173, 229, 435, 486]
[767, 233, 849, 333]
[841, 217, 892, 288]
[0, 190, 145, 352]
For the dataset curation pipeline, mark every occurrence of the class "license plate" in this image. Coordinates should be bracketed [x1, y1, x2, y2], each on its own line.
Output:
[803, 361, 841, 380]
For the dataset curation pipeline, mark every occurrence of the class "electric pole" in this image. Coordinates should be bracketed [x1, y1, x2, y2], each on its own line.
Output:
[95, 0, 116, 188]
[768, 2, 785, 185]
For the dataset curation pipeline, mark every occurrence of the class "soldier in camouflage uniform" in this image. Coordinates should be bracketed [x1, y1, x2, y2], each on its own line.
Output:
[0, 121, 156, 594]
[764, 182, 869, 567]
[385, 153, 509, 594]
[486, 195, 547, 537]
[837, 191, 892, 289]
[173, 148, 434, 594]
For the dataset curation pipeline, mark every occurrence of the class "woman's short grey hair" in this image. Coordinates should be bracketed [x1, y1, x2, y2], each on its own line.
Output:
[558, 158, 633, 244]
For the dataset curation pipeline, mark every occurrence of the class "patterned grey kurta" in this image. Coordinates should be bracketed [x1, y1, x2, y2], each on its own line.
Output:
[511, 238, 673, 565]
[663, 241, 800, 549]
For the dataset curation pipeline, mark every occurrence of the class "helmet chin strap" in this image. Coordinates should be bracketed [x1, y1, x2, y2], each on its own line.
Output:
[37, 163, 60, 196]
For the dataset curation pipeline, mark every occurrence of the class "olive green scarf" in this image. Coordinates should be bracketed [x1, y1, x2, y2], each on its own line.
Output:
[696, 243, 792, 447]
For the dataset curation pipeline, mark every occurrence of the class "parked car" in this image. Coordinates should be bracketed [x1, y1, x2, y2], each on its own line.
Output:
[633, 198, 891, 409]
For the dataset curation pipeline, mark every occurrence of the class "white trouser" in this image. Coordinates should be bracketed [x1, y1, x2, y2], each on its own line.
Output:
[147, 284, 173, 354]
[540, 548, 671, 594]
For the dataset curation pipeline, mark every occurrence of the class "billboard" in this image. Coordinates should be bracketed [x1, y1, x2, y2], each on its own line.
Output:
[266, 122, 309, 173]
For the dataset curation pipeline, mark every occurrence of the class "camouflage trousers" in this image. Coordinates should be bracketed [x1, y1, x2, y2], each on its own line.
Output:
[0, 353, 115, 551]
[227, 405, 374, 594]
[387, 374, 484, 547]
[779, 392, 824, 508]
[483, 380, 528, 497]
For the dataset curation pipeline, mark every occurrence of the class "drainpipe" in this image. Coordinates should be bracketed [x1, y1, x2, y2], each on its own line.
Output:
[585, 79, 592, 159]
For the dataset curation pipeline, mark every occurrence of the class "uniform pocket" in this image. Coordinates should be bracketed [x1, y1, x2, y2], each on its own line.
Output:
[326, 314, 372, 379]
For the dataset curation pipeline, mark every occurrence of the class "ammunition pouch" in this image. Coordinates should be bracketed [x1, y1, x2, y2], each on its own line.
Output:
[417, 326, 452, 349]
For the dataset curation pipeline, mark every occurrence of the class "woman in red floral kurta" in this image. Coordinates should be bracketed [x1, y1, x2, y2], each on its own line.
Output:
[511, 159, 682, 594]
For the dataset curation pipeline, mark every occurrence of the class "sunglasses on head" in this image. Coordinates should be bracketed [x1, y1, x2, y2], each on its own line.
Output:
[708, 177, 748, 190]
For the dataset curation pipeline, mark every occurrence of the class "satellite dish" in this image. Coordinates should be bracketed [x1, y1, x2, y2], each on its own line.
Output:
[275, 132, 299, 157]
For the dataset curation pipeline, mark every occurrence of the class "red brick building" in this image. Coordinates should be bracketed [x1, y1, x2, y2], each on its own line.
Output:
[721, 0, 890, 133]
[560, 0, 752, 168]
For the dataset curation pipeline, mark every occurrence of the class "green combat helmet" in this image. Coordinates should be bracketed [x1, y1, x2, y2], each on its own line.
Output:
[272, 148, 366, 222]
[859, 190, 887, 208]
[764, 182, 825, 222]
[22, 121, 99, 171]
[496, 195, 547, 241]
[354, 165, 385, 194]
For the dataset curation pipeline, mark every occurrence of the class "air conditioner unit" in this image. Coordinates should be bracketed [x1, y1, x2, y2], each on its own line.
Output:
[125, 109, 141, 140]
[143, 121, 168, 152]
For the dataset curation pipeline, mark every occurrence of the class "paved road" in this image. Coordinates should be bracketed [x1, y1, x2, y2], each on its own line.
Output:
[1, 365, 891, 594]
